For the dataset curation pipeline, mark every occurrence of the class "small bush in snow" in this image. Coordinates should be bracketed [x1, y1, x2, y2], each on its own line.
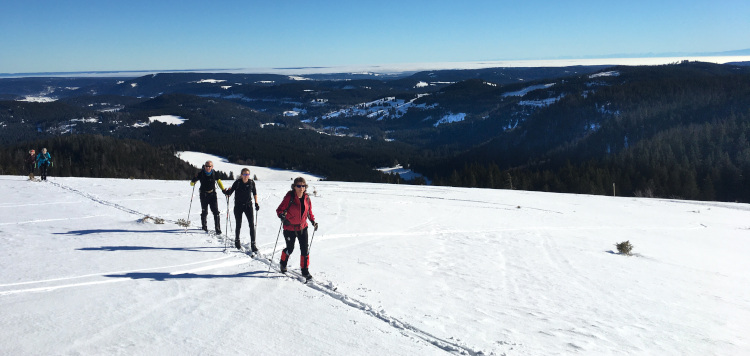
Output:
[616, 240, 634, 255]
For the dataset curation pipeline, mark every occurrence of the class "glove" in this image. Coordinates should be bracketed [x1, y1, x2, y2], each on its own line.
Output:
[312, 221, 319, 231]
[190, 181, 195, 186]
[223, 189, 230, 196]
[255, 203, 260, 211]
[279, 212, 290, 225]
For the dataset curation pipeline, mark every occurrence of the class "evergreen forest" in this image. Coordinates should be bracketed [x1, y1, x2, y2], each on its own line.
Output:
[1, 61, 748, 202]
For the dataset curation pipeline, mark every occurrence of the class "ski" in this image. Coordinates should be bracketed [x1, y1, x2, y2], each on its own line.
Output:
[195, 229, 325, 287]
[249, 252, 305, 281]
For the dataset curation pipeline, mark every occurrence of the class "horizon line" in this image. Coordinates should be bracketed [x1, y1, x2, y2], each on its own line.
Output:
[3, 55, 750, 79]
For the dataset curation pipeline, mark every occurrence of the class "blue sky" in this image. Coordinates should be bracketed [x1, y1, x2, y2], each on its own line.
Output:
[2, 0, 748, 73]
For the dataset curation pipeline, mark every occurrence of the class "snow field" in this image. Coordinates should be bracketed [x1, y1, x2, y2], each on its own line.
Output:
[0, 175, 748, 355]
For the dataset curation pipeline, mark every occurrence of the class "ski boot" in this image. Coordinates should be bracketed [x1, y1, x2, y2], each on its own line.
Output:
[235, 238, 241, 250]
[214, 215, 222, 235]
[251, 242, 258, 254]
[301, 255, 312, 280]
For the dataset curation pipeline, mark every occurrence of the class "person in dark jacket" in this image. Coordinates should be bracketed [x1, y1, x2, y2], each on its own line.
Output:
[223, 168, 260, 252]
[275, 177, 318, 280]
[36, 148, 52, 181]
[25, 149, 36, 179]
[190, 161, 224, 234]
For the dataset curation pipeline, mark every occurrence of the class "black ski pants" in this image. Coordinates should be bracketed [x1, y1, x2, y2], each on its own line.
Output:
[234, 204, 256, 242]
[283, 227, 309, 258]
[200, 191, 220, 228]
[39, 164, 49, 180]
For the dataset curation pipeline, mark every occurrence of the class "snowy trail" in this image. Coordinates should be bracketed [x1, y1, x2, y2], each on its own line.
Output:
[18, 179, 485, 354]
[48, 180, 164, 221]
[241, 249, 486, 355]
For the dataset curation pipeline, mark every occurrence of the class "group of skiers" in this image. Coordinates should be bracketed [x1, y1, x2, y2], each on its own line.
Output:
[190, 161, 318, 280]
[24, 148, 53, 181]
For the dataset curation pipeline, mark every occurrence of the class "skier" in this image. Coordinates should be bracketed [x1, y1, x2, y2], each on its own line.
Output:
[36, 148, 52, 181]
[276, 177, 318, 280]
[25, 149, 36, 180]
[190, 161, 224, 234]
[223, 168, 260, 253]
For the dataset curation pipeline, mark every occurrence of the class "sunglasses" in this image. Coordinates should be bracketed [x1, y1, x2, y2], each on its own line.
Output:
[205, 165, 213, 168]
[242, 173, 251, 176]
[295, 185, 307, 188]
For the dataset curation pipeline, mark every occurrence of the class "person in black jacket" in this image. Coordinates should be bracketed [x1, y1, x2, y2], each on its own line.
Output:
[223, 168, 260, 252]
[190, 161, 223, 234]
[25, 149, 36, 179]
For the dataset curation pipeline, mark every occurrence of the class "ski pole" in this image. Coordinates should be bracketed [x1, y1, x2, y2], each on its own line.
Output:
[254, 204, 258, 236]
[308, 228, 317, 254]
[184, 184, 196, 233]
[268, 221, 283, 273]
[229, 199, 234, 236]
[225, 195, 231, 250]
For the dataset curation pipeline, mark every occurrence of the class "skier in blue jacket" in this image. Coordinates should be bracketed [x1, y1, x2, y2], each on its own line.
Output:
[36, 148, 52, 181]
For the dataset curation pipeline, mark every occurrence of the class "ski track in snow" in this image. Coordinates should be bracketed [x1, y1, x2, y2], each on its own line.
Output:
[245, 249, 487, 355]
[29, 180, 487, 355]
[0, 255, 242, 296]
[330, 187, 565, 214]
[0, 200, 86, 207]
[47, 181, 164, 221]
[0, 215, 111, 226]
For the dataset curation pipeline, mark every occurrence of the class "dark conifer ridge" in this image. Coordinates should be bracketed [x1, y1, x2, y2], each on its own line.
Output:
[0, 135, 230, 180]
[1, 61, 749, 201]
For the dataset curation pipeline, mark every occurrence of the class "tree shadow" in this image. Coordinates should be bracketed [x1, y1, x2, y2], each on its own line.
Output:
[78, 246, 224, 252]
[105, 270, 279, 281]
[55, 229, 186, 236]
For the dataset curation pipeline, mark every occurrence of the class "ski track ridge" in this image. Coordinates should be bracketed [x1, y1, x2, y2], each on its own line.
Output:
[49, 181, 207, 229]
[48, 181, 165, 221]
[48, 180, 488, 355]
[332, 188, 563, 214]
[243, 249, 487, 356]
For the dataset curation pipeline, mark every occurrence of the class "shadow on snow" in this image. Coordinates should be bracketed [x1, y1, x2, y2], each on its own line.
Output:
[77, 245, 224, 252]
[55, 229, 186, 235]
[104, 270, 278, 281]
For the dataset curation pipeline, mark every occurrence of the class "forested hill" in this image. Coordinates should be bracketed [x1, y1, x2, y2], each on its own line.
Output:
[0, 135, 230, 181]
[420, 62, 750, 202]
[1, 61, 749, 201]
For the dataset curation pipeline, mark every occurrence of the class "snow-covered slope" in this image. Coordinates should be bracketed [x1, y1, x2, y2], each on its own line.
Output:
[1, 175, 748, 355]
[177, 151, 322, 182]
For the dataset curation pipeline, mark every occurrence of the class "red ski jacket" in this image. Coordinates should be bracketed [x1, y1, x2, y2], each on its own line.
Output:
[276, 191, 315, 231]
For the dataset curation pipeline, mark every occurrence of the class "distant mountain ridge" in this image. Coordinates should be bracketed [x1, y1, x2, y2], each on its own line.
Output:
[3, 51, 749, 78]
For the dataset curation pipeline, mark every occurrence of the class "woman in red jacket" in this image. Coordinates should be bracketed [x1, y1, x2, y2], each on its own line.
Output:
[276, 177, 318, 280]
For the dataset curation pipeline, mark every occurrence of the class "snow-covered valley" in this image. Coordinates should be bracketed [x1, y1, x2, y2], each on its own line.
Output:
[1, 171, 748, 355]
